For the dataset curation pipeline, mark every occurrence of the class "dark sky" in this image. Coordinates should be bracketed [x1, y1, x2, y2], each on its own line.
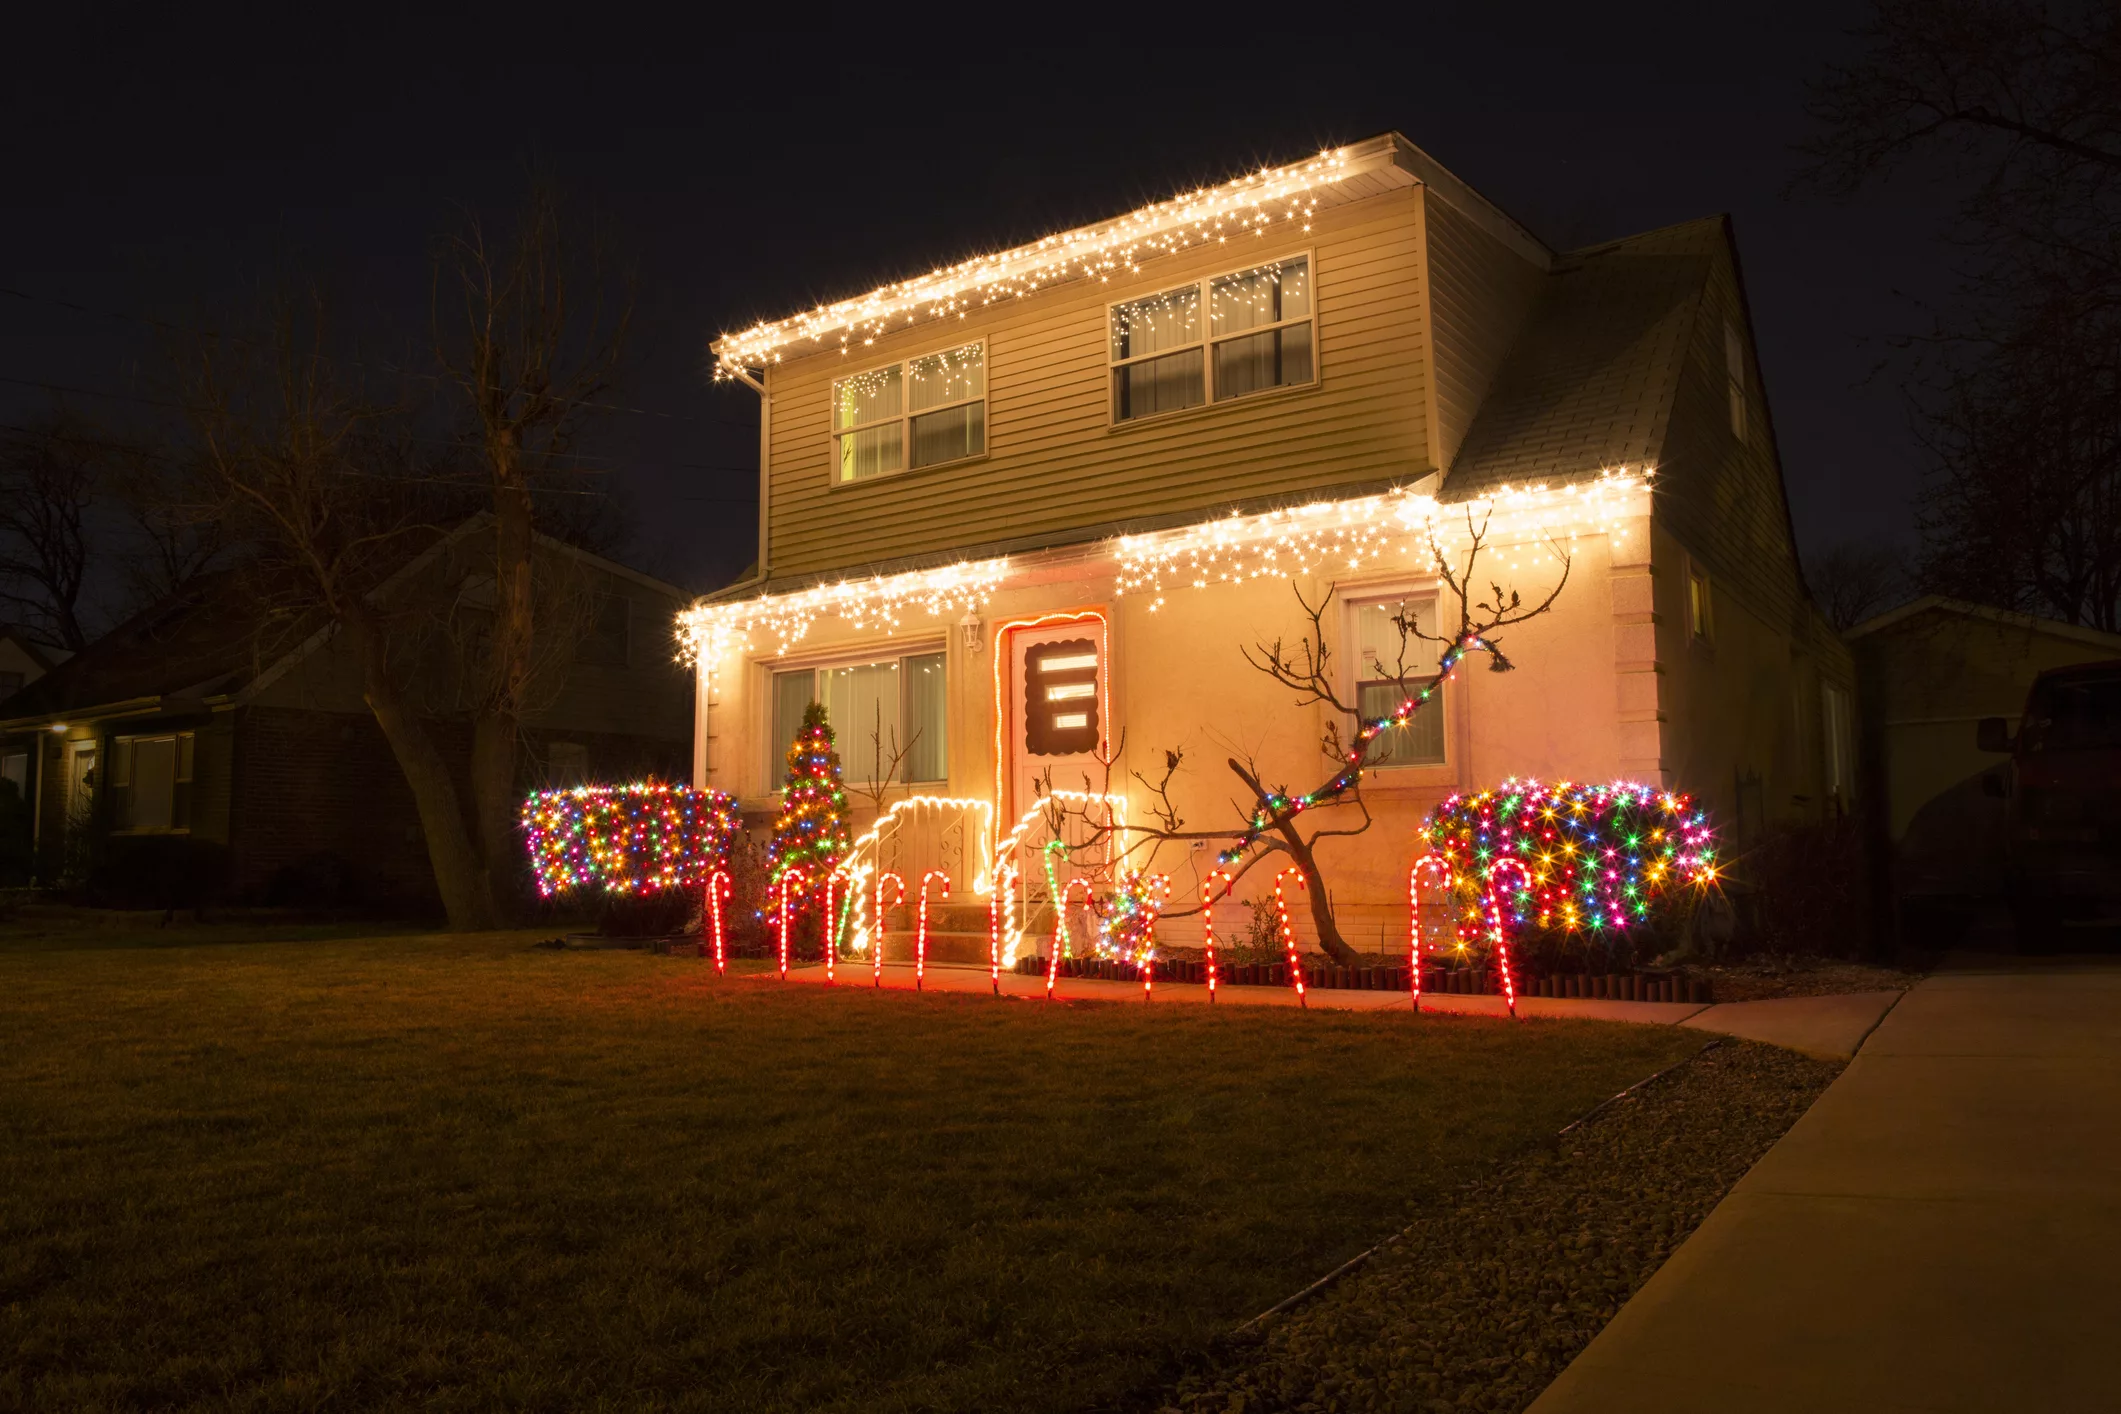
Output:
[5, 11, 1960, 604]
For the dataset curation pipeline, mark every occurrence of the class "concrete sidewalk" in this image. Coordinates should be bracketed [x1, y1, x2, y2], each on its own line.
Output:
[758, 962, 1900, 1058]
[1530, 961, 2121, 1413]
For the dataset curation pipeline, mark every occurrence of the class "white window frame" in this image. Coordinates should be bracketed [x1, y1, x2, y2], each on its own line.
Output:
[760, 641, 950, 795]
[1344, 589, 1451, 774]
[1107, 248, 1318, 426]
[830, 339, 987, 485]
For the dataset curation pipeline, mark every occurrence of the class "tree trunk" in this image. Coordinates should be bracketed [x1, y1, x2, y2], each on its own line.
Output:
[1227, 757, 1363, 965]
[344, 606, 497, 931]
[472, 434, 535, 915]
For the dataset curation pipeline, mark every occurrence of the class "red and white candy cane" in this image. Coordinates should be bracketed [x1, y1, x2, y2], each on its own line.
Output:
[916, 870, 951, 992]
[1483, 857, 1530, 1019]
[875, 871, 905, 989]
[821, 871, 841, 984]
[1274, 867, 1309, 1007]
[1048, 876, 1094, 1000]
[1407, 856, 1451, 1013]
[1135, 874, 1171, 1002]
[704, 869, 733, 976]
[1199, 869, 1234, 1003]
[775, 868, 808, 980]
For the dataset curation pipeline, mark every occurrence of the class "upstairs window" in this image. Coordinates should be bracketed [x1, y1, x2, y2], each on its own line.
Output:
[833, 341, 985, 482]
[1111, 254, 1314, 423]
[1353, 597, 1446, 767]
[1724, 320, 1747, 444]
[109, 730, 194, 833]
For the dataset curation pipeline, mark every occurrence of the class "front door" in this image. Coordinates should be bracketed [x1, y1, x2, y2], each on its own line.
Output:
[1006, 620, 1108, 825]
[66, 740, 97, 835]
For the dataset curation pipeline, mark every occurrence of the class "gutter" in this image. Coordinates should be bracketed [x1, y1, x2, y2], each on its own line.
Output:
[719, 363, 771, 596]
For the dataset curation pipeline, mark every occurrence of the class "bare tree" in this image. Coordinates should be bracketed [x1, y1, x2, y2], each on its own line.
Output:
[1048, 511, 1568, 964]
[185, 296, 498, 930]
[0, 413, 100, 649]
[1805, 540, 1910, 630]
[1802, 1, 2121, 628]
[434, 182, 633, 913]
[853, 700, 921, 817]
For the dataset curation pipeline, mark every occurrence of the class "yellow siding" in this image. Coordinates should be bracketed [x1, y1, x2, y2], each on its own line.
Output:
[1424, 192, 1545, 470]
[763, 188, 1435, 579]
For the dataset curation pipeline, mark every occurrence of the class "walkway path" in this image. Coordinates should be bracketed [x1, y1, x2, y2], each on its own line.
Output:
[1530, 959, 2121, 1413]
[762, 962, 1900, 1059]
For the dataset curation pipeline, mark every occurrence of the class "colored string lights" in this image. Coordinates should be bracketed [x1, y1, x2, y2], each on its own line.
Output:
[1421, 778, 1719, 940]
[519, 783, 738, 897]
[767, 703, 852, 890]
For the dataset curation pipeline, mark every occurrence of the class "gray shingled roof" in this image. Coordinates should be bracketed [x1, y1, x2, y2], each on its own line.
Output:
[1445, 217, 1721, 496]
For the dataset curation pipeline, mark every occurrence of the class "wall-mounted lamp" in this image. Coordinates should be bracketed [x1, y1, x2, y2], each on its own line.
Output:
[959, 612, 984, 654]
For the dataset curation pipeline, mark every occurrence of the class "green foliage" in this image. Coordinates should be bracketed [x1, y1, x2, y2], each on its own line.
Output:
[766, 700, 850, 888]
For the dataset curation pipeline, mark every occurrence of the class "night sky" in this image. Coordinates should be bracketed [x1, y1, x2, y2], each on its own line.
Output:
[5, 11, 1960, 604]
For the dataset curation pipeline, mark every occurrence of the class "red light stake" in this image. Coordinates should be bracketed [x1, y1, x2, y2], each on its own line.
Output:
[916, 870, 951, 992]
[705, 869, 733, 975]
[1407, 856, 1450, 1013]
[1273, 867, 1309, 1007]
[1199, 870, 1233, 1003]
[875, 871, 905, 989]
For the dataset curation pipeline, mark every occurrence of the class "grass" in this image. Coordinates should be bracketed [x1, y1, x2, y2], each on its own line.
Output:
[0, 926, 1700, 1412]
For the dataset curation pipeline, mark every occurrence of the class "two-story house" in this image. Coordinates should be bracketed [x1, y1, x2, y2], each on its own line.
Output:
[684, 132, 1853, 948]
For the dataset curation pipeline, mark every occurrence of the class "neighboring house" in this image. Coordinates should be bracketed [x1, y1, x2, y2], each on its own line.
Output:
[0, 517, 692, 905]
[0, 627, 73, 801]
[684, 132, 1853, 942]
[1847, 595, 2121, 906]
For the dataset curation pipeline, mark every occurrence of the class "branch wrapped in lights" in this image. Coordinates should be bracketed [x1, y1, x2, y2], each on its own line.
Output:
[1215, 632, 1481, 868]
[1419, 778, 1719, 941]
[519, 783, 739, 897]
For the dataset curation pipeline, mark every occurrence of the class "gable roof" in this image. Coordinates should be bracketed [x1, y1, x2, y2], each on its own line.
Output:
[1846, 595, 2121, 653]
[0, 519, 687, 727]
[1445, 216, 1722, 496]
[0, 626, 69, 675]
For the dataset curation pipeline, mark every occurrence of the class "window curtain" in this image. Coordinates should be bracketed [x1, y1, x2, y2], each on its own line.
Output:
[1112, 286, 1204, 419]
[904, 651, 947, 781]
[821, 660, 900, 787]
[1211, 258, 1311, 400]
[769, 670, 815, 786]
[1354, 599, 1443, 765]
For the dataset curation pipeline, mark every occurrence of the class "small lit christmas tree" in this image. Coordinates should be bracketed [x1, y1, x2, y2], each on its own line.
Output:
[767, 701, 851, 891]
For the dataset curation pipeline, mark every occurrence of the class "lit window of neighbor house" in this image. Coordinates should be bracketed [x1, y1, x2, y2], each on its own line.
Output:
[1688, 562, 1714, 643]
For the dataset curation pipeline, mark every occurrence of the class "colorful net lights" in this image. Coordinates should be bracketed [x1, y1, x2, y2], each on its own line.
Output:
[519, 782, 738, 898]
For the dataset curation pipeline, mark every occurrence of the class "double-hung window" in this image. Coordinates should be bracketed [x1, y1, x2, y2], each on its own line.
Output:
[833, 341, 986, 482]
[1110, 254, 1314, 422]
[767, 650, 948, 791]
[109, 730, 195, 832]
[1353, 598, 1445, 767]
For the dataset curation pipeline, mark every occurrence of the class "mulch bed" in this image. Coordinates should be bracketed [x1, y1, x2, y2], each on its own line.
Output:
[1145, 1040, 1841, 1414]
[1685, 957, 1918, 1002]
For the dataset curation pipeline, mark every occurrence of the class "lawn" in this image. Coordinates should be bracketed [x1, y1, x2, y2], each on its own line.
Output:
[0, 927, 1699, 1412]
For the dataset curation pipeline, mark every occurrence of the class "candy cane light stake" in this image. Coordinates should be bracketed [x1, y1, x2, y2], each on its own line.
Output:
[705, 869, 733, 976]
[874, 871, 905, 989]
[1274, 867, 1309, 1008]
[916, 870, 951, 992]
[821, 871, 841, 984]
[1200, 870, 1233, 1003]
[1134, 874, 1171, 1002]
[1483, 857, 1531, 1019]
[775, 868, 808, 980]
[1048, 876, 1094, 1001]
[1407, 856, 1451, 1013]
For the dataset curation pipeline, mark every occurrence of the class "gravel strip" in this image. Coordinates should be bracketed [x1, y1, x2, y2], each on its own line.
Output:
[1147, 1040, 1841, 1414]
